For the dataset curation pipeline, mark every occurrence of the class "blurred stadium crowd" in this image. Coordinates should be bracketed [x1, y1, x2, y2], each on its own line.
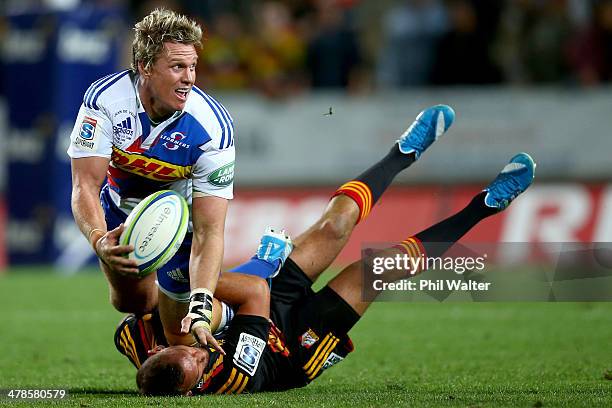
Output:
[136, 0, 612, 96]
[4, 0, 612, 97]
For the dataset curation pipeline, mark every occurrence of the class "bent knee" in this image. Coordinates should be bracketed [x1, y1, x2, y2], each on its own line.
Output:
[105, 269, 157, 314]
[250, 276, 271, 303]
[317, 212, 354, 241]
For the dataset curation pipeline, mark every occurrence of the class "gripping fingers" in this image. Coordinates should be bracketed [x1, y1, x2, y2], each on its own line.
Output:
[110, 258, 139, 272]
[108, 245, 135, 256]
[108, 254, 137, 266]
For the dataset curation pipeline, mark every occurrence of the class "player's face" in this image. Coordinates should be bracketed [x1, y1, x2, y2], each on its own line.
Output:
[143, 42, 197, 120]
[171, 345, 209, 394]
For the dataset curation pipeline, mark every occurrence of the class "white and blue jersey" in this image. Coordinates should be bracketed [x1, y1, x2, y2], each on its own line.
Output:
[68, 70, 236, 300]
[68, 69, 235, 207]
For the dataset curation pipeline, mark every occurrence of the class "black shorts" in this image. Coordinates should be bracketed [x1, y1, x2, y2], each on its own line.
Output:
[267, 258, 360, 389]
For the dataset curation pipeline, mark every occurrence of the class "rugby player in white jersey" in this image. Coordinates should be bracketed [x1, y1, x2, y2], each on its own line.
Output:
[68, 9, 235, 352]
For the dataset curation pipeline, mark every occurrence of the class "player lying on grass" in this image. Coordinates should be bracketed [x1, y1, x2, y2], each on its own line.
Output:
[118, 106, 536, 395]
[134, 155, 536, 395]
[116, 103, 459, 364]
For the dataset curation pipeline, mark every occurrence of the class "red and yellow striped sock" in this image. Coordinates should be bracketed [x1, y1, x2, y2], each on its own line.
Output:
[332, 181, 373, 224]
[393, 237, 427, 275]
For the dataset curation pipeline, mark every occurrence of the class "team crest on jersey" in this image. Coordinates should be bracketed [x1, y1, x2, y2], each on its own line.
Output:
[161, 132, 191, 150]
[208, 162, 234, 187]
[321, 352, 344, 371]
[299, 329, 319, 349]
[233, 332, 266, 376]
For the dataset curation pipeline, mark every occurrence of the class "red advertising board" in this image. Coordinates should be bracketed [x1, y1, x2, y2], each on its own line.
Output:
[225, 184, 612, 267]
[0, 184, 609, 271]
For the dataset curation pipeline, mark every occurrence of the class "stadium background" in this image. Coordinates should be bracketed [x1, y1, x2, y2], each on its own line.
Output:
[1, 0, 612, 271]
[0, 1, 611, 405]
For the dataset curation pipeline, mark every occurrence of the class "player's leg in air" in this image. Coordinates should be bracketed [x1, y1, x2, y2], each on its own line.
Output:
[273, 152, 536, 386]
[280, 104, 456, 282]
[328, 152, 536, 314]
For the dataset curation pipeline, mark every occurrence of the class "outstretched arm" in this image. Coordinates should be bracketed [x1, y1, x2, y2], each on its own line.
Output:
[180, 195, 228, 351]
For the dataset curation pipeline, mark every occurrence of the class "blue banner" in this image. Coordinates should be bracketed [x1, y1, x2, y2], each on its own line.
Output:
[4, 7, 124, 266]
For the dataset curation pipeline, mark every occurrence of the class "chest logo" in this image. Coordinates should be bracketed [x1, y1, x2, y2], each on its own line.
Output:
[161, 132, 191, 151]
[111, 147, 192, 181]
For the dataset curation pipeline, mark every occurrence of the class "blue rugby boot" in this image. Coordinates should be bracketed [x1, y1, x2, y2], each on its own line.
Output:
[483, 152, 536, 211]
[398, 104, 455, 159]
[228, 227, 293, 281]
[256, 227, 293, 278]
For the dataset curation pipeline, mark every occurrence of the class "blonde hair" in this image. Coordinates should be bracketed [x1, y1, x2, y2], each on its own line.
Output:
[132, 8, 203, 72]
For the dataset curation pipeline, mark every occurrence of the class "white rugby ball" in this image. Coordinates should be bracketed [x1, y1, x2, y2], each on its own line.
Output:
[120, 190, 189, 277]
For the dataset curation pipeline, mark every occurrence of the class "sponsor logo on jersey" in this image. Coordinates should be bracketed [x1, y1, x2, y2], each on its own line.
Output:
[233, 332, 266, 376]
[113, 117, 134, 137]
[161, 132, 191, 150]
[111, 146, 192, 181]
[299, 329, 319, 349]
[208, 162, 234, 187]
[80, 116, 97, 140]
[75, 116, 98, 149]
[321, 352, 344, 371]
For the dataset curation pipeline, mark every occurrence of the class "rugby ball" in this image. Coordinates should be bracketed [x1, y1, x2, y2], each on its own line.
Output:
[120, 190, 189, 277]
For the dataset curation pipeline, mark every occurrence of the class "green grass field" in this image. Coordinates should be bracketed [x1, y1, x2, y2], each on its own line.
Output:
[0, 268, 610, 407]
